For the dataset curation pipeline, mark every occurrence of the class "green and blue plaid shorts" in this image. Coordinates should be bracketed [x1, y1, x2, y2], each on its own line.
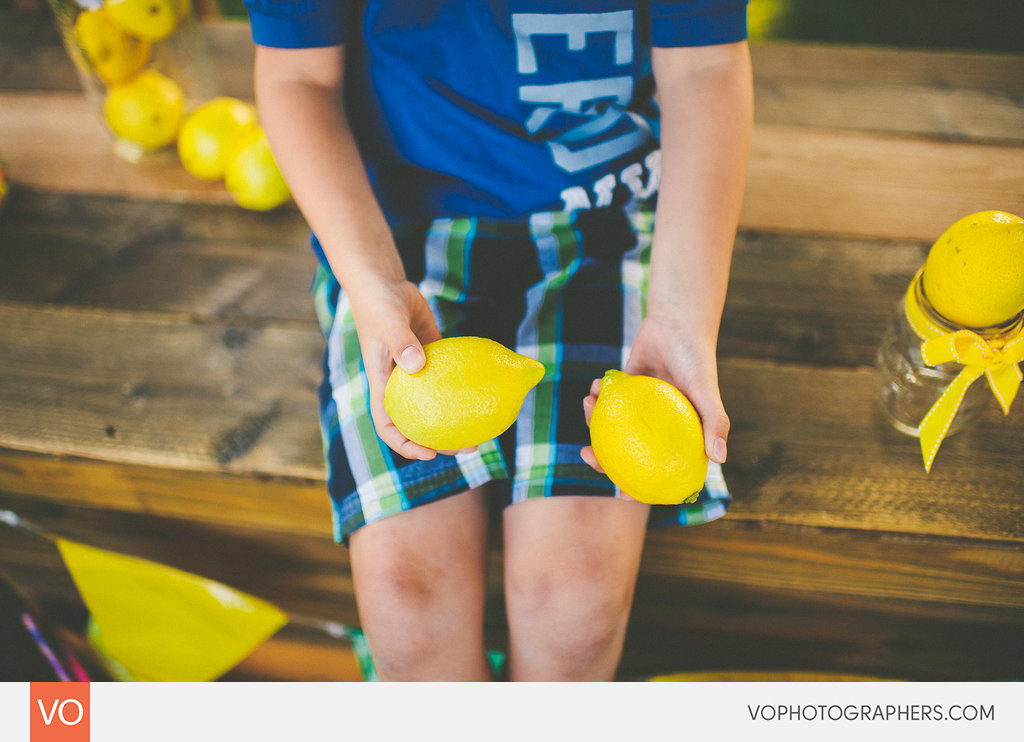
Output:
[312, 205, 730, 544]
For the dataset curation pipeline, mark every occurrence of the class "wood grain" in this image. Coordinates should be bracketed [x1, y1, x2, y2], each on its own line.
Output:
[750, 43, 1024, 143]
[622, 571, 1024, 681]
[0, 190, 971, 368]
[0, 302, 324, 478]
[741, 124, 1024, 240]
[2, 311, 1021, 542]
[5, 90, 1022, 241]
[3, 490, 1021, 680]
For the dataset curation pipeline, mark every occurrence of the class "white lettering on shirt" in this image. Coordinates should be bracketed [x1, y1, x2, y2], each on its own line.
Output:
[558, 148, 660, 211]
[512, 10, 653, 175]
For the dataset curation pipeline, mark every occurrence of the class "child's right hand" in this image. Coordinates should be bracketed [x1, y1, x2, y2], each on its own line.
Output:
[349, 277, 443, 461]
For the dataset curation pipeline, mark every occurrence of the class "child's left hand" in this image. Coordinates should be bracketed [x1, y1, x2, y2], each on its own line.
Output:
[580, 313, 729, 482]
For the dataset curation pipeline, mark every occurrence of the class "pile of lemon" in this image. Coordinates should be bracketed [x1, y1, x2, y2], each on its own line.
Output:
[72, 0, 290, 211]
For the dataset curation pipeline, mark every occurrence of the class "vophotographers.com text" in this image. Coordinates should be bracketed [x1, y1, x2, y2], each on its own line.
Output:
[747, 703, 995, 722]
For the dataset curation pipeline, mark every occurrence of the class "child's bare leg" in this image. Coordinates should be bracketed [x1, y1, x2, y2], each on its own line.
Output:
[348, 487, 493, 681]
[502, 496, 650, 681]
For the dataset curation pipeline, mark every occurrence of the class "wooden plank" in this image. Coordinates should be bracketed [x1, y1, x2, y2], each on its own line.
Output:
[0, 91, 237, 204]
[2, 300, 1021, 542]
[722, 230, 927, 366]
[741, 124, 1024, 240]
[4, 88, 1021, 240]
[751, 41, 1024, 90]
[5, 453, 1022, 609]
[622, 572, 1024, 681]
[643, 522, 1024, 610]
[0, 302, 325, 478]
[0, 192, 315, 322]
[750, 43, 1024, 143]
[0, 9, 82, 92]
[720, 361, 1024, 541]
[0, 449, 331, 537]
[2, 192, 929, 368]
[223, 629, 366, 682]
[3, 489, 1021, 680]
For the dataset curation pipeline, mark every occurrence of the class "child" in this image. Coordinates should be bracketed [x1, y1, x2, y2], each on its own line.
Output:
[245, 0, 753, 680]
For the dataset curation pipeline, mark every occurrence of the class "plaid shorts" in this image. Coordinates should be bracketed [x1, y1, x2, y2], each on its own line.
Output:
[312, 205, 731, 544]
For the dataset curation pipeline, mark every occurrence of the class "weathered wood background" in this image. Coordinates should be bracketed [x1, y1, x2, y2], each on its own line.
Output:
[1, 8, 1022, 681]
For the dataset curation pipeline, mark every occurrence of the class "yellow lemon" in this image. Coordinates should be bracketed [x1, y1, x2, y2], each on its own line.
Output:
[177, 97, 258, 180]
[589, 370, 708, 505]
[104, 0, 185, 42]
[103, 69, 184, 150]
[224, 127, 291, 211]
[384, 336, 545, 451]
[73, 8, 151, 85]
[922, 210, 1024, 328]
[0, 155, 8, 211]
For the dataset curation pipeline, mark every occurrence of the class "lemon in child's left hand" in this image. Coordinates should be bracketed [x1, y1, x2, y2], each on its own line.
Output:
[73, 7, 151, 85]
[589, 370, 708, 505]
[103, 69, 185, 150]
[177, 97, 258, 180]
[224, 127, 291, 211]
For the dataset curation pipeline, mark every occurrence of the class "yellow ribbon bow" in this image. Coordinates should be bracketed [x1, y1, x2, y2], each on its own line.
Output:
[905, 269, 1024, 472]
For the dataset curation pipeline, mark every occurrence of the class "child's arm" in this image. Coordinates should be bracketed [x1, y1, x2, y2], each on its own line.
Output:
[642, 39, 753, 464]
[254, 44, 442, 461]
[584, 41, 753, 469]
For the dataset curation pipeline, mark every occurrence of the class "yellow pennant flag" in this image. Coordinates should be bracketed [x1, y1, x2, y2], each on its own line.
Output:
[56, 538, 289, 682]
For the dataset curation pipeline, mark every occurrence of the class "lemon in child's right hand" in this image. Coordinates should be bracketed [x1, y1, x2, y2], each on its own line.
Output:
[177, 97, 258, 180]
[922, 210, 1024, 328]
[384, 336, 545, 451]
[104, 0, 186, 41]
[103, 69, 184, 150]
[589, 370, 708, 505]
[73, 7, 151, 85]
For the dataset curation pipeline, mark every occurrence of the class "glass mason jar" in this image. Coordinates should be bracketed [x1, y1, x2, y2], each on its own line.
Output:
[47, 0, 216, 163]
[875, 275, 996, 437]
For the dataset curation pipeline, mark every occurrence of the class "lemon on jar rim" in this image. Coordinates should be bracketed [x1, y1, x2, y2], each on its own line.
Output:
[922, 210, 1024, 328]
[384, 336, 545, 451]
[589, 370, 708, 505]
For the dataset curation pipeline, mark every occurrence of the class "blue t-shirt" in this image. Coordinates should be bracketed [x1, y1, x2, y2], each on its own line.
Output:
[246, 0, 748, 226]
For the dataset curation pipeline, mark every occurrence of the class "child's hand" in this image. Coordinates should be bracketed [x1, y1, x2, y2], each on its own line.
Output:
[580, 377, 604, 473]
[625, 314, 729, 465]
[349, 278, 444, 460]
[580, 314, 729, 482]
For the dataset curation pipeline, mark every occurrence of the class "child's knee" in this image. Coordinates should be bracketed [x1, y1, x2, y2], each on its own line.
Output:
[505, 555, 636, 666]
[357, 561, 479, 679]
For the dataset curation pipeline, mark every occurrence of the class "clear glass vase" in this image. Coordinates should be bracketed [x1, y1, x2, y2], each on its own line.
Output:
[47, 0, 216, 163]
[875, 276, 994, 437]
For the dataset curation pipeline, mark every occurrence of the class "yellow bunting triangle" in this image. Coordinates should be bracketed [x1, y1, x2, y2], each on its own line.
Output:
[56, 538, 289, 682]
